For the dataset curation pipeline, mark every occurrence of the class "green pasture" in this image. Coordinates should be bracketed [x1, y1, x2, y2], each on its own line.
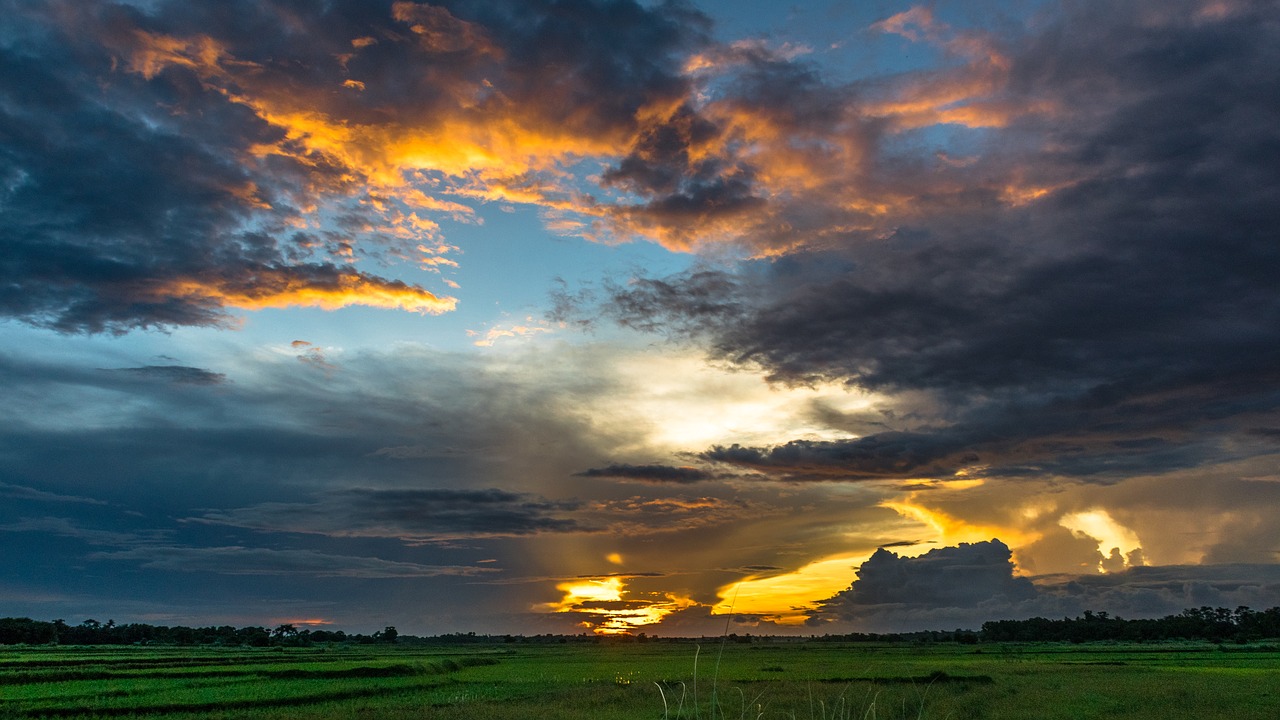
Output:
[1, 640, 1276, 719]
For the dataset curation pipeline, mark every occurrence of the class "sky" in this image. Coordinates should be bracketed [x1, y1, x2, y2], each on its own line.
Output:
[2, 0, 1279, 636]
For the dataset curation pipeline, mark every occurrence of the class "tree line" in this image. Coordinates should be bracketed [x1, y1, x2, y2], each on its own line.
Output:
[809, 606, 1280, 645]
[980, 606, 1280, 643]
[0, 617, 398, 646]
[3, 606, 1279, 646]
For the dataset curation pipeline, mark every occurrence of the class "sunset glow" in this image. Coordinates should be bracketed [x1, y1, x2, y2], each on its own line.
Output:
[548, 578, 695, 635]
[716, 553, 874, 625]
[1059, 511, 1144, 572]
[3, 0, 1278, 637]
[880, 499, 1036, 551]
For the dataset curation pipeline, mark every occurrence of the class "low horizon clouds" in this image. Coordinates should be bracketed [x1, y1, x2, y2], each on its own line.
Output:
[810, 540, 1280, 633]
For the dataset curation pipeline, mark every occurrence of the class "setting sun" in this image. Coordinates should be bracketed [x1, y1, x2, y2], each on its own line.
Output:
[546, 578, 696, 635]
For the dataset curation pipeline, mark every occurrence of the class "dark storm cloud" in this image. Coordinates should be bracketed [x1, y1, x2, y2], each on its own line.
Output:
[0, 0, 710, 331]
[602, 269, 746, 335]
[452, 0, 707, 135]
[4, 516, 484, 578]
[2, 341, 745, 630]
[1, 1, 455, 331]
[816, 540, 1036, 612]
[590, 0, 1280, 482]
[0, 341, 639, 508]
[703, 433, 981, 480]
[576, 463, 718, 484]
[195, 488, 757, 542]
[90, 546, 493, 578]
[194, 488, 591, 542]
[0, 423, 394, 514]
[589, 32, 891, 252]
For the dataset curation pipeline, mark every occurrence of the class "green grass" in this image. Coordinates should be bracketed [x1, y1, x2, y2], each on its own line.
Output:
[0, 641, 1276, 719]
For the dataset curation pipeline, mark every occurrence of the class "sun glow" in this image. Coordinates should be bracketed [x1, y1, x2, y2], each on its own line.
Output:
[879, 487, 1040, 556]
[546, 577, 695, 635]
[715, 552, 872, 625]
[610, 353, 880, 453]
[1059, 510, 1143, 572]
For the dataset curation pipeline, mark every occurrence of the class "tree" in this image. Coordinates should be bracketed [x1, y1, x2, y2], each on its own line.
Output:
[376, 626, 398, 644]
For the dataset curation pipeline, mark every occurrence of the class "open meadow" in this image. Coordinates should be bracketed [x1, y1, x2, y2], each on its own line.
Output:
[1, 640, 1276, 719]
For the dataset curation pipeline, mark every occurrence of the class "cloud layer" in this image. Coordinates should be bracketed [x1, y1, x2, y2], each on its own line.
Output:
[588, 0, 1280, 486]
[1, 0, 712, 331]
[812, 540, 1280, 632]
[3, 0, 1280, 635]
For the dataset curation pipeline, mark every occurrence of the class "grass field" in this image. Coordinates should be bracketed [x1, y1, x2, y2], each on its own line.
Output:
[1, 640, 1277, 719]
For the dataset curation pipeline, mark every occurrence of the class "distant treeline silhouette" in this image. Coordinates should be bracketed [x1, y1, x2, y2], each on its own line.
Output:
[0, 618, 398, 646]
[980, 606, 1280, 643]
[3, 606, 1279, 646]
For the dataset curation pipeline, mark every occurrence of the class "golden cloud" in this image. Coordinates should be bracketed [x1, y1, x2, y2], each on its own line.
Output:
[158, 271, 456, 314]
[115, 4, 1076, 264]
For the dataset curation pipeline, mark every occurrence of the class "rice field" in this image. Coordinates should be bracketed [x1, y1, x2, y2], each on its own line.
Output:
[1, 640, 1276, 719]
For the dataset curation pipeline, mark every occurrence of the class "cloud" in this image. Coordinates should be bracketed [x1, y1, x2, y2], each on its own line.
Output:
[584, 495, 759, 535]
[703, 433, 981, 481]
[391, 2, 498, 55]
[294, 344, 336, 373]
[580, 0, 1280, 484]
[1028, 564, 1280, 619]
[0, 484, 107, 505]
[1, 1, 460, 332]
[468, 317, 554, 347]
[0, 340, 656, 502]
[193, 488, 590, 543]
[109, 366, 226, 385]
[815, 540, 1036, 613]
[1, 0, 711, 331]
[0, 516, 160, 546]
[811, 539, 1280, 632]
[7, 0, 1272, 343]
[569, 269, 745, 337]
[24, 0, 1250, 335]
[576, 463, 719, 484]
[90, 545, 495, 578]
[194, 487, 758, 544]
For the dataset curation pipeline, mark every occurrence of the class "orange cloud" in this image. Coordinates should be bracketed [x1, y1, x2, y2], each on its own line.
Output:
[158, 271, 456, 314]
[468, 317, 554, 347]
[864, 6, 1055, 132]
[121, 26, 621, 196]
[871, 7, 939, 43]
[126, 30, 231, 80]
[272, 617, 334, 626]
[113, 4, 1073, 265]
[391, 2, 500, 56]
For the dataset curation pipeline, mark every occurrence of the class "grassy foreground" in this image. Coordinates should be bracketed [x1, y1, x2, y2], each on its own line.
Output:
[1, 640, 1277, 719]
